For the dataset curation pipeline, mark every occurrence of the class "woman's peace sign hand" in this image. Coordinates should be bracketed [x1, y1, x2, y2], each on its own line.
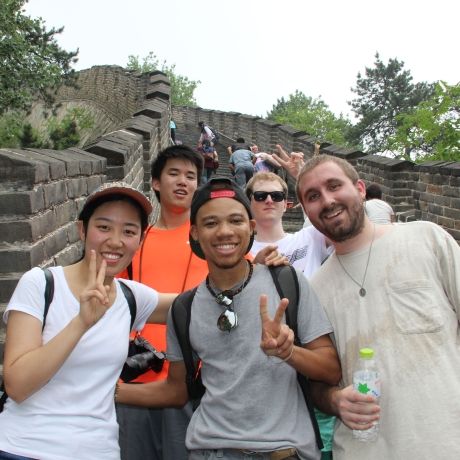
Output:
[78, 250, 111, 329]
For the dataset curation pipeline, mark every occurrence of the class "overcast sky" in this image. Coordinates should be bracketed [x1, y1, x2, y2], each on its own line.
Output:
[25, 0, 459, 121]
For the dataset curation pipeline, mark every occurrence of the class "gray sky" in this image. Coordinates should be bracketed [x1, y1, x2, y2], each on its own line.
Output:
[25, 0, 459, 121]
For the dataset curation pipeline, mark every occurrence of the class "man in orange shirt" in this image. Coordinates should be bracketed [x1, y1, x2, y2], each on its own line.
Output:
[116, 146, 282, 460]
[116, 145, 207, 460]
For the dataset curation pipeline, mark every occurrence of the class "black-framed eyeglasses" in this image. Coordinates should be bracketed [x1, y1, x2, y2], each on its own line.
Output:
[252, 191, 286, 202]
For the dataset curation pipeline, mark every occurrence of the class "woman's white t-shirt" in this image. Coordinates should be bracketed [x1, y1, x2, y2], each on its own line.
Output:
[0, 266, 158, 460]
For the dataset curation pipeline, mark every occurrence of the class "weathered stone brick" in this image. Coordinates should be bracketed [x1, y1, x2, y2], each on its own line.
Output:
[438, 216, 455, 228]
[428, 203, 443, 215]
[427, 184, 443, 195]
[432, 195, 451, 206]
[0, 150, 50, 190]
[55, 201, 76, 227]
[67, 221, 80, 244]
[43, 181, 68, 207]
[0, 276, 21, 303]
[67, 178, 87, 199]
[0, 219, 41, 243]
[0, 190, 45, 215]
[0, 242, 45, 273]
[445, 208, 460, 220]
[44, 227, 68, 259]
[37, 209, 58, 237]
[443, 185, 460, 198]
[55, 243, 82, 266]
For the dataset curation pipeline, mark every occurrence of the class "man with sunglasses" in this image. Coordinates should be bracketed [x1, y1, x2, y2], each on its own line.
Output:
[117, 176, 341, 460]
[247, 173, 330, 279]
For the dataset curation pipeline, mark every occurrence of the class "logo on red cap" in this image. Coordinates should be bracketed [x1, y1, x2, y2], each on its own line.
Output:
[210, 190, 236, 199]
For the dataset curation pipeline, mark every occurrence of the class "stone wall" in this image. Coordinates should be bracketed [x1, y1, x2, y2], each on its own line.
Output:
[173, 105, 460, 242]
[0, 67, 172, 362]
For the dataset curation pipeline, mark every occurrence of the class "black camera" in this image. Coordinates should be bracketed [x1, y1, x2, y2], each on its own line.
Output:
[120, 335, 165, 383]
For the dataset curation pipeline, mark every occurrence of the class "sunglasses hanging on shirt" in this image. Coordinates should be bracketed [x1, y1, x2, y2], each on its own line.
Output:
[206, 261, 254, 332]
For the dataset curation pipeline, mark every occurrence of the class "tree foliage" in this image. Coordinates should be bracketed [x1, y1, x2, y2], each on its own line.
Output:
[267, 90, 354, 148]
[0, 112, 24, 147]
[127, 52, 200, 107]
[388, 82, 460, 162]
[347, 53, 434, 154]
[0, 107, 94, 149]
[0, 0, 78, 115]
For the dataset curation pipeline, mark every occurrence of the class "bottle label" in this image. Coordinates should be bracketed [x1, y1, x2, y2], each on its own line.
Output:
[353, 371, 380, 398]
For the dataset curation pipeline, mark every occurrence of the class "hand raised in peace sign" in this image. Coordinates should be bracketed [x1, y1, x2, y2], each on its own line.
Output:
[78, 250, 111, 329]
[259, 294, 294, 361]
[272, 144, 305, 180]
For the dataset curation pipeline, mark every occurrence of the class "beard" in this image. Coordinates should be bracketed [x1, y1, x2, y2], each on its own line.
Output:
[317, 200, 365, 243]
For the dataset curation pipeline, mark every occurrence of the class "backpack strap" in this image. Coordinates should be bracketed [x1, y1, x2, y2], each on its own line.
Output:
[268, 265, 324, 451]
[118, 281, 137, 331]
[126, 263, 133, 281]
[0, 268, 55, 413]
[42, 268, 54, 330]
[268, 265, 299, 337]
[170, 286, 204, 409]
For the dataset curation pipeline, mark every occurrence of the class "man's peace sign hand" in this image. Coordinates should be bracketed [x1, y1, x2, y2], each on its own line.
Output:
[79, 250, 111, 329]
[259, 294, 294, 360]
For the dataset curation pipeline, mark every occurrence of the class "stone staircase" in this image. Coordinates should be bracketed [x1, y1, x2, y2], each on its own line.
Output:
[174, 123, 304, 233]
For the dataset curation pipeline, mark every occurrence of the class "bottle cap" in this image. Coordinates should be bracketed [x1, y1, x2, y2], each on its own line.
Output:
[359, 347, 374, 359]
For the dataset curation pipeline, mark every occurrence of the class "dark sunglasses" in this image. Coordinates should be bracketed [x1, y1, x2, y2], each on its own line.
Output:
[252, 191, 286, 202]
[215, 293, 238, 332]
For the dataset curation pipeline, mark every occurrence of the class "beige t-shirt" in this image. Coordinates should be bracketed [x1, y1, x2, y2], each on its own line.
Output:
[311, 221, 460, 460]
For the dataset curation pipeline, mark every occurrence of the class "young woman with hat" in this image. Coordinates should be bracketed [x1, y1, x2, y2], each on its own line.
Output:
[0, 182, 176, 460]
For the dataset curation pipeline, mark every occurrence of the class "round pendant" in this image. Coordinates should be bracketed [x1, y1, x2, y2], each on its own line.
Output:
[359, 287, 366, 297]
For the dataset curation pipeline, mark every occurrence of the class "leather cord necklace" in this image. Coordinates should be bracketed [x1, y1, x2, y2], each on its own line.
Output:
[336, 224, 376, 297]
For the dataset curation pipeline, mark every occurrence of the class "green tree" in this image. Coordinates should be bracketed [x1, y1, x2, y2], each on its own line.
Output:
[267, 90, 354, 147]
[0, 107, 94, 149]
[126, 51, 200, 106]
[19, 122, 44, 148]
[0, 0, 78, 115]
[46, 107, 94, 149]
[0, 112, 24, 147]
[347, 53, 434, 154]
[388, 82, 460, 162]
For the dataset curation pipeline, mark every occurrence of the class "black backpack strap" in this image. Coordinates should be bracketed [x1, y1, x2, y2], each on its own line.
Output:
[0, 268, 55, 413]
[170, 286, 204, 409]
[126, 263, 133, 281]
[269, 265, 299, 337]
[268, 265, 324, 450]
[42, 268, 54, 331]
[118, 281, 137, 331]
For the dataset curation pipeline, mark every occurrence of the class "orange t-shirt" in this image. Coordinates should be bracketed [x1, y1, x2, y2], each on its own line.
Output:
[118, 221, 209, 383]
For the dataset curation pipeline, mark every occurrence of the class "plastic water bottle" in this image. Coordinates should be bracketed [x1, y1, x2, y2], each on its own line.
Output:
[352, 347, 380, 442]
